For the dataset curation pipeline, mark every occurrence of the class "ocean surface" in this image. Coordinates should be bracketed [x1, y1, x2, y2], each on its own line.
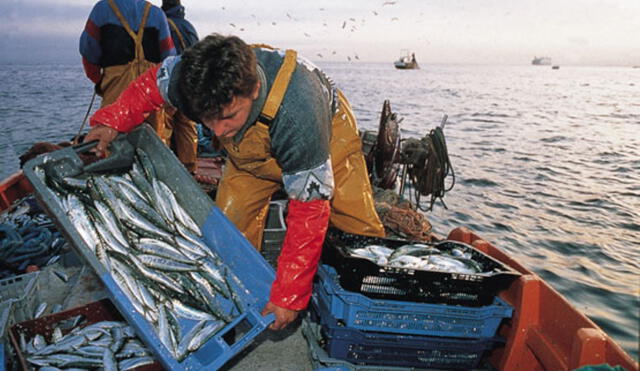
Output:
[1, 62, 638, 361]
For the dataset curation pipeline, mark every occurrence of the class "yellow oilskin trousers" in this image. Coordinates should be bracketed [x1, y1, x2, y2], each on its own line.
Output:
[216, 90, 385, 251]
[165, 109, 198, 173]
[99, 0, 167, 141]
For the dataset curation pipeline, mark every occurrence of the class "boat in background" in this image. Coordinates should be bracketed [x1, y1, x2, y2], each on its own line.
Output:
[532, 56, 552, 65]
[394, 50, 419, 70]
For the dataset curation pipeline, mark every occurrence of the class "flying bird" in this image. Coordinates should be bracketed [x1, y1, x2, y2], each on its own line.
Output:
[317, 53, 323, 58]
[382, 1, 397, 5]
[304, 32, 311, 37]
[347, 56, 351, 61]
[391, 17, 399, 21]
[373, 11, 378, 15]
[342, 21, 346, 29]
[229, 23, 236, 27]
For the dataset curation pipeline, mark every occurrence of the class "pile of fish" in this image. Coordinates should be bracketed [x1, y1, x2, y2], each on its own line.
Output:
[0, 196, 68, 279]
[348, 243, 484, 274]
[20, 318, 156, 370]
[31, 148, 247, 362]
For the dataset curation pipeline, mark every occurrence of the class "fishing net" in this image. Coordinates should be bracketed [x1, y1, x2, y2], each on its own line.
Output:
[374, 189, 432, 242]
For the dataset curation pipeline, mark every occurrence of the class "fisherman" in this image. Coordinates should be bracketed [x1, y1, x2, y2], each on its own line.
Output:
[160, 0, 200, 173]
[79, 0, 175, 137]
[84, 34, 385, 330]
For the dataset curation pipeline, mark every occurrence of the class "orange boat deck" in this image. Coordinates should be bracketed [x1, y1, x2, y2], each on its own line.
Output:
[448, 228, 638, 371]
[1, 171, 638, 371]
[0, 171, 33, 212]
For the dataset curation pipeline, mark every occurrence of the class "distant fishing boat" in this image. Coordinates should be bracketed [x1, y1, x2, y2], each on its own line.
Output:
[532, 56, 552, 65]
[394, 50, 419, 70]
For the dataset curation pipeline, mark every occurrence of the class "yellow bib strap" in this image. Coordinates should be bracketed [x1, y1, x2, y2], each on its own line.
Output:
[167, 18, 186, 51]
[259, 49, 297, 125]
[107, 0, 151, 61]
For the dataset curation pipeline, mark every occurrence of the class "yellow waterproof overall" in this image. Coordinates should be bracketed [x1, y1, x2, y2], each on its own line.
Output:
[162, 19, 197, 173]
[216, 49, 384, 250]
[99, 0, 166, 139]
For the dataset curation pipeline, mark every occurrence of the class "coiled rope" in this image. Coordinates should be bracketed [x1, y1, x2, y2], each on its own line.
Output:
[401, 126, 455, 211]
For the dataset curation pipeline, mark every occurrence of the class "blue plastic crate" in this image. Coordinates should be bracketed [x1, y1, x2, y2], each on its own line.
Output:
[0, 342, 4, 371]
[23, 125, 276, 370]
[0, 301, 9, 371]
[314, 264, 513, 338]
[309, 302, 502, 370]
[302, 318, 418, 371]
[0, 272, 39, 325]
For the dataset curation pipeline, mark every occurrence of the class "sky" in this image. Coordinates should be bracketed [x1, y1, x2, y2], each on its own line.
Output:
[0, 0, 638, 66]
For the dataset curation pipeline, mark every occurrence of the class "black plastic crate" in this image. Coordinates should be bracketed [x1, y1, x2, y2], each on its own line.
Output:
[321, 228, 520, 307]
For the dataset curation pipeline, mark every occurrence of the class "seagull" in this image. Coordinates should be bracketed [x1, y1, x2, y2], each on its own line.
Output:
[391, 17, 399, 21]
[354, 54, 360, 60]
[342, 21, 346, 29]
[382, 1, 397, 5]
[347, 56, 351, 61]
[317, 53, 323, 58]
[373, 11, 378, 15]
[229, 23, 236, 27]
[304, 32, 311, 37]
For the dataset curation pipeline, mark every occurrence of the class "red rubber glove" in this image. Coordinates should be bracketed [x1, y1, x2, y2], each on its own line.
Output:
[268, 199, 330, 317]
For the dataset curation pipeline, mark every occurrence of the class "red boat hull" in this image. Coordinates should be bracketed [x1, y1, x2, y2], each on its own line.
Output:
[448, 228, 638, 371]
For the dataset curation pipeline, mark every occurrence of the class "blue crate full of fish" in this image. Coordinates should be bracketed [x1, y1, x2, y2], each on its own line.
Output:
[314, 264, 513, 338]
[321, 228, 521, 307]
[22, 124, 276, 370]
[308, 301, 503, 370]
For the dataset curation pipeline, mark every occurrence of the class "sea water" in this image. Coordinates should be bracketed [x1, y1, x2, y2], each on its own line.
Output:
[0, 62, 638, 360]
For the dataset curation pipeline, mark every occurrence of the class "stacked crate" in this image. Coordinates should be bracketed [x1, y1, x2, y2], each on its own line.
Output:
[304, 229, 520, 370]
[0, 272, 40, 371]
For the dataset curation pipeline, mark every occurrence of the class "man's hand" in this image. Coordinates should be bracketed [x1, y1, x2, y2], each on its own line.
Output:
[83, 124, 119, 158]
[261, 301, 299, 330]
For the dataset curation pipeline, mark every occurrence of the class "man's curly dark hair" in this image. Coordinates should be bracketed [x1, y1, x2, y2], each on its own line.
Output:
[179, 34, 258, 121]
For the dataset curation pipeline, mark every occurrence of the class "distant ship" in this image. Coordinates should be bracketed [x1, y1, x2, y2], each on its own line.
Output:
[394, 50, 419, 70]
[532, 56, 552, 65]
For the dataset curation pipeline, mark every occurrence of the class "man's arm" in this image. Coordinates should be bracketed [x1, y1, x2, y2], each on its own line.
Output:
[84, 65, 165, 155]
[79, 6, 103, 84]
[262, 198, 330, 329]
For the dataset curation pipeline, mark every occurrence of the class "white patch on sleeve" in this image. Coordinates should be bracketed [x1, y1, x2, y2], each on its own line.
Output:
[156, 55, 180, 106]
[282, 159, 334, 201]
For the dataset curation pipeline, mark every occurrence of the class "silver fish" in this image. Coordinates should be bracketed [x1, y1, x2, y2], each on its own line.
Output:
[187, 320, 226, 352]
[34, 302, 48, 318]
